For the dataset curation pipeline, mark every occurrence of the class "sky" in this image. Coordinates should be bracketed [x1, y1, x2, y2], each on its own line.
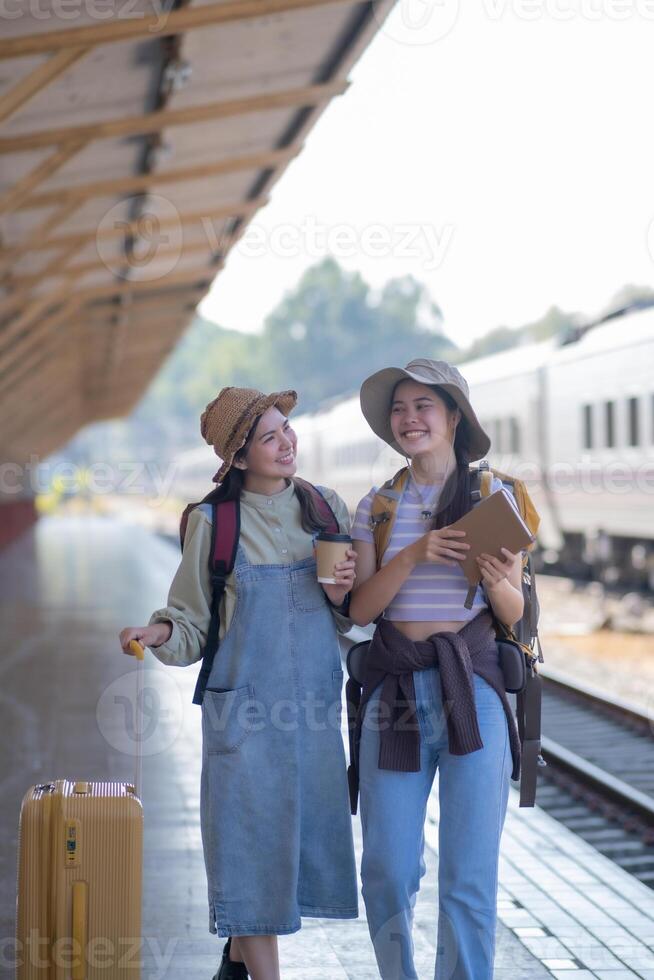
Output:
[199, 1, 654, 349]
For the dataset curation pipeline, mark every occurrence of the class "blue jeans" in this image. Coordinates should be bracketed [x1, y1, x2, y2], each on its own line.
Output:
[359, 666, 512, 980]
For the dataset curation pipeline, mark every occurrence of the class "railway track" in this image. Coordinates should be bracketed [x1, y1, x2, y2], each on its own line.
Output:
[537, 667, 654, 887]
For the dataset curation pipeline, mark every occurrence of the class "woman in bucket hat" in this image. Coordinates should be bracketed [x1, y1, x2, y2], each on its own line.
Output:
[119, 387, 358, 980]
[348, 359, 524, 980]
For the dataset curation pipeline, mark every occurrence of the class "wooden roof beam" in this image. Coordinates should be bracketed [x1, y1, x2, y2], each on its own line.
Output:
[1, 337, 81, 422]
[72, 262, 220, 304]
[20, 146, 300, 210]
[0, 351, 71, 417]
[83, 312, 189, 329]
[11, 236, 235, 290]
[0, 197, 267, 259]
[0, 261, 217, 336]
[0, 299, 81, 388]
[85, 287, 204, 313]
[0, 200, 82, 276]
[0, 138, 88, 215]
[3, 363, 79, 433]
[0, 0, 354, 59]
[9, 403, 82, 459]
[0, 285, 72, 350]
[0, 81, 347, 154]
[0, 46, 90, 126]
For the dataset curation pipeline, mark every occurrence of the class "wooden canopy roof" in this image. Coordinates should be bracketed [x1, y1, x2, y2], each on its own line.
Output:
[0, 0, 393, 467]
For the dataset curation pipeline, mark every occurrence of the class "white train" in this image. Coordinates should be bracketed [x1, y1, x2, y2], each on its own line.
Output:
[168, 303, 654, 588]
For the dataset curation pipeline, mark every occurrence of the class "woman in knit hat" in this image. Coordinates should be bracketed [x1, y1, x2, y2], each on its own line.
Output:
[348, 359, 525, 980]
[119, 386, 358, 980]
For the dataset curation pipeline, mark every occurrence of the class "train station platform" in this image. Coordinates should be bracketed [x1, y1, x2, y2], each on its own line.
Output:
[2, 515, 654, 979]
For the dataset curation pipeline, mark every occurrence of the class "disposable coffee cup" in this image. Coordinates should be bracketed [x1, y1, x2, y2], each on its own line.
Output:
[315, 532, 352, 584]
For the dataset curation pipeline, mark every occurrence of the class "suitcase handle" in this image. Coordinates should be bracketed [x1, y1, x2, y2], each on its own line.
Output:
[72, 880, 87, 980]
[127, 641, 145, 798]
[128, 640, 145, 660]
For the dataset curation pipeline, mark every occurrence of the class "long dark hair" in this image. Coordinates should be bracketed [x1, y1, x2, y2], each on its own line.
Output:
[210, 413, 332, 534]
[398, 383, 476, 529]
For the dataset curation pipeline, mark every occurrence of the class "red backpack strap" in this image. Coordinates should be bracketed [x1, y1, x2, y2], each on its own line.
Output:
[211, 498, 240, 575]
[293, 477, 340, 534]
[192, 497, 241, 706]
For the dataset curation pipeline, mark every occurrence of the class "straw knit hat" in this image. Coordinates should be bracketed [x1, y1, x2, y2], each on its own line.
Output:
[201, 386, 298, 482]
[359, 358, 491, 462]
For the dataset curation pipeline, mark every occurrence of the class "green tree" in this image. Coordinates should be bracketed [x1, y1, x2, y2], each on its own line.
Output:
[259, 257, 456, 409]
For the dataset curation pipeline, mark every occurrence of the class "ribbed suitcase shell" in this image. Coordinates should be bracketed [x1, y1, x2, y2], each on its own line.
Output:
[16, 779, 142, 979]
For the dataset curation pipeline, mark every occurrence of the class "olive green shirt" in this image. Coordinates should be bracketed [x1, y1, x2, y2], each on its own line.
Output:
[147, 480, 352, 666]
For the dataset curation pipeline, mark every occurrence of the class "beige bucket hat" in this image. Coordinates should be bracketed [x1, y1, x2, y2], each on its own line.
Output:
[201, 386, 298, 482]
[359, 358, 491, 462]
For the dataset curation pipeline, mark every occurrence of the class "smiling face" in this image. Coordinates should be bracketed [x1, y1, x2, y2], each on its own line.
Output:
[233, 405, 298, 484]
[389, 379, 460, 459]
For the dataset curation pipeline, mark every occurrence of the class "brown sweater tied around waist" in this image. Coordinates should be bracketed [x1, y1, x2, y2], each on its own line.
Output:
[346, 609, 521, 815]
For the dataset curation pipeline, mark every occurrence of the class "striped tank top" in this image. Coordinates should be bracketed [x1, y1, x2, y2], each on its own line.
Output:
[352, 473, 504, 622]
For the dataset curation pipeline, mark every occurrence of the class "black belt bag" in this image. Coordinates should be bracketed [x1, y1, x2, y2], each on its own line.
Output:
[496, 637, 528, 693]
[496, 636, 545, 808]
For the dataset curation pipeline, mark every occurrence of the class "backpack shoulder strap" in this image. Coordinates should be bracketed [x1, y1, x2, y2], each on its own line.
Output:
[371, 466, 410, 570]
[192, 496, 241, 706]
[209, 498, 240, 576]
[293, 478, 340, 533]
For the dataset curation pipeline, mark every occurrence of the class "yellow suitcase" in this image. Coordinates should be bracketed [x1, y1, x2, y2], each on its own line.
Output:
[16, 642, 144, 979]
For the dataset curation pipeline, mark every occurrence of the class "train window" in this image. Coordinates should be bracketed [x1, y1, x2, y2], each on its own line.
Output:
[604, 400, 615, 448]
[627, 396, 639, 447]
[509, 417, 521, 453]
[582, 404, 593, 449]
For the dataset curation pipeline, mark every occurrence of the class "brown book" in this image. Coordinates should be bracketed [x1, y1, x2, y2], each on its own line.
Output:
[449, 488, 536, 587]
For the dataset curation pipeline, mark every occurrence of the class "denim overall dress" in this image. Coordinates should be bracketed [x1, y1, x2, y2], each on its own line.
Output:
[199, 538, 359, 937]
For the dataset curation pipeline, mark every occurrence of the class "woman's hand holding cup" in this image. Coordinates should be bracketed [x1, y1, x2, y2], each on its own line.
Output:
[321, 547, 357, 606]
[314, 532, 356, 606]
